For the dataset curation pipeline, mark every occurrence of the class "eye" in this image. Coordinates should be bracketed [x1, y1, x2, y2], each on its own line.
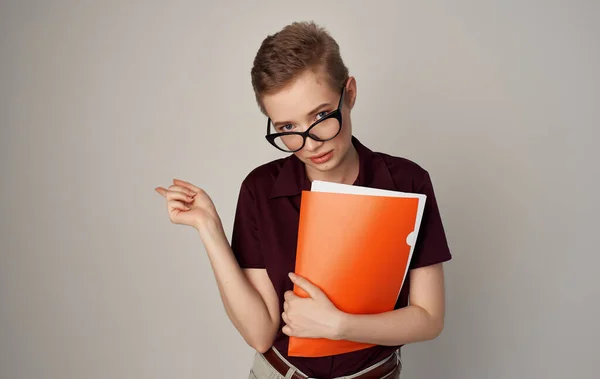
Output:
[316, 111, 329, 120]
[279, 124, 294, 132]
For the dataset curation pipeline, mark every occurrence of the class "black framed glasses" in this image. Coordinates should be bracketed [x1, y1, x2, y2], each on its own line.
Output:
[265, 83, 346, 153]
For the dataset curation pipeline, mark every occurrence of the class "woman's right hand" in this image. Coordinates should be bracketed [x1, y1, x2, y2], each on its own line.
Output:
[155, 179, 221, 232]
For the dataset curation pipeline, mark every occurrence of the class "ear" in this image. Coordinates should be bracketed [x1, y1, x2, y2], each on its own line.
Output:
[345, 76, 357, 110]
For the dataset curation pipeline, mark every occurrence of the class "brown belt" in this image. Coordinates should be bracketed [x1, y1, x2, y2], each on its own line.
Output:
[262, 348, 400, 379]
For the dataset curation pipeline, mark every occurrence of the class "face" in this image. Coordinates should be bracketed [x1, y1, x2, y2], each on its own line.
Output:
[262, 70, 357, 175]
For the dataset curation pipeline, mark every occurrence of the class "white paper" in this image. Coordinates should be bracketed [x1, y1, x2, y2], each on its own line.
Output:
[310, 180, 427, 299]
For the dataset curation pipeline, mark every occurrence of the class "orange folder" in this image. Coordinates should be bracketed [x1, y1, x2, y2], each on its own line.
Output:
[288, 180, 426, 357]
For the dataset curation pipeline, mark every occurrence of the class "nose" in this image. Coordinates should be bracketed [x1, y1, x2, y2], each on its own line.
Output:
[303, 136, 324, 152]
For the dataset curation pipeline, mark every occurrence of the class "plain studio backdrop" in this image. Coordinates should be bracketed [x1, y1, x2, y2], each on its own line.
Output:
[1, 1, 598, 378]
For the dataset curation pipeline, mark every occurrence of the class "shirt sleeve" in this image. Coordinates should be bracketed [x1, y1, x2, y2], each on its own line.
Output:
[409, 170, 452, 269]
[230, 180, 266, 269]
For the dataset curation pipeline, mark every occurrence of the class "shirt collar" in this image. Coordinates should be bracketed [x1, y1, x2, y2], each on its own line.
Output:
[268, 152, 311, 199]
[269, 136, 397, 199]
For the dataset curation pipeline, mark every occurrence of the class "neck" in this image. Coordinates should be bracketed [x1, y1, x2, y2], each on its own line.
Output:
[305, 145, 360, 185]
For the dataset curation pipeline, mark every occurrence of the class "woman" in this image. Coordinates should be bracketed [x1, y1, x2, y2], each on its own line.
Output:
[156, 21, 451, 379]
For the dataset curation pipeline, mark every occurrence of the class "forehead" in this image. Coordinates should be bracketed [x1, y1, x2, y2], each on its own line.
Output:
[263, 70, 338, 122]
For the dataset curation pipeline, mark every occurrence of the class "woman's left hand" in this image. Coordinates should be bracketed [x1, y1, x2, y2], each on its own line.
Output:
[282, 273, 346, 340]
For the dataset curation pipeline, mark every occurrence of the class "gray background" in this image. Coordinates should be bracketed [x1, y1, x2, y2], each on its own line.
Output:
[1, 1, 598, 378]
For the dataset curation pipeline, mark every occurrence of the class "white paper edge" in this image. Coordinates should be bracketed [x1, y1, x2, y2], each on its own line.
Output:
[310, 180, 427, 302]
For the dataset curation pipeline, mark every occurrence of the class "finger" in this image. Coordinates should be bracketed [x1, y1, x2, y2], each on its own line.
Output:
[283, 301, 289, 312]
[167, 184, 197, 197]
[284, 290, 297, 302]
[166, 190, 195, 203]
[173, 179, 202, 194]
[155, 187, 167, 197]
[288, 273, 320, 299]
[281, 312, 289, 324]
[282, 325, 292, 336]
[168, 200, 191, 212]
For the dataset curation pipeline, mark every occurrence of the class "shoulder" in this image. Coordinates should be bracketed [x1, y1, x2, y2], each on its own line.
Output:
[377, 151, 428, 177]
[238, 156, 288, 193]
[374, 151, 431, 192]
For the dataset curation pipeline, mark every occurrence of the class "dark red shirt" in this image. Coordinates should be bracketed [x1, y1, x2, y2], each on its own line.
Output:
[231, 136, 452, 378]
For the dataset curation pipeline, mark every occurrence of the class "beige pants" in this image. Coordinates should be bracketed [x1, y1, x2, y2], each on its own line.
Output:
[248, 347, 401, 379]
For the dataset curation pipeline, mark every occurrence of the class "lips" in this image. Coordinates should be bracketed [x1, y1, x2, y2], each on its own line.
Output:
[309, 150, 334, 164]
[311, 151, 330, 159]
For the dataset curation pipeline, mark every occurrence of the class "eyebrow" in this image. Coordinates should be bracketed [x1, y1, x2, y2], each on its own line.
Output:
[272, 102, 332, 128]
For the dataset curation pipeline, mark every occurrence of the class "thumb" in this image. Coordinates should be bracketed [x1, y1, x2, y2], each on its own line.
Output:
[289, 273, 321, 299]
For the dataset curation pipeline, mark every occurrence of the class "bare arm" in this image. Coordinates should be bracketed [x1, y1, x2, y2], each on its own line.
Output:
[156, 179, 280, 353]
[337, 263, 446, 345]
[282, 263, 446, 346]
[199, 219, 280, 353]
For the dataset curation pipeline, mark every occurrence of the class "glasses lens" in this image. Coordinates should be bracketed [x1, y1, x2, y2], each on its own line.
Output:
[272, 133, 305, 152]
[267, 115, 341, 152]
[309, 117, 341, 141]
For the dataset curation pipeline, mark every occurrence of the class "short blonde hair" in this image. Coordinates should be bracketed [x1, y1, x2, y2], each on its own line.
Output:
[250, 21, 349, 114]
